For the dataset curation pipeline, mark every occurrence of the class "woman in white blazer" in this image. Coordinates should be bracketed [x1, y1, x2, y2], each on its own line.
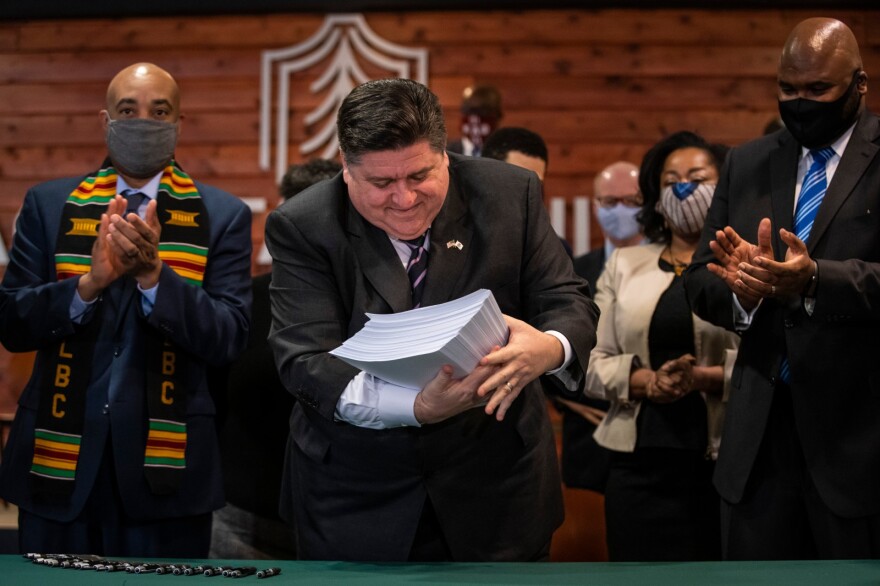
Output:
[586, 131, 738, 562]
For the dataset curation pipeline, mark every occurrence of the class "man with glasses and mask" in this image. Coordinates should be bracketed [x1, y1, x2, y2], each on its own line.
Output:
[0, 63, 252, 558]
[685, 18, 880, 559]
[575, 162, 644, 295]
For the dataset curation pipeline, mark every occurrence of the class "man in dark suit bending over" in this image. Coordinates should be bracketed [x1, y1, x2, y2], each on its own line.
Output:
[265, 78, 598, 561]
[684, 18, 880, 559]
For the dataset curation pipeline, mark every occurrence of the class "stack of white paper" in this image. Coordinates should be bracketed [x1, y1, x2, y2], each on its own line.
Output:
[330, 289, 509, 389]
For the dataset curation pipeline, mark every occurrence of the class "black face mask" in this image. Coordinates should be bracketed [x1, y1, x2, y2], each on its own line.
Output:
[778, 71, 862, 149]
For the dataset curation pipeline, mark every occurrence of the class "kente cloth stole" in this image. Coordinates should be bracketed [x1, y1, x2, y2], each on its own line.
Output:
[32, 162, 210, 497]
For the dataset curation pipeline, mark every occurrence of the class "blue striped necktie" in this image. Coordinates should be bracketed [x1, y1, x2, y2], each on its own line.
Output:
[403, 234, 429, 308]
[780, 146, 835, 384]
[793, 147, 835, 243]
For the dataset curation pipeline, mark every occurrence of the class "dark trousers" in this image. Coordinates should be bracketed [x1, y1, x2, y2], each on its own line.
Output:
[722, 384, 880, 560]
[18, 445, 211, 558]
[407, 496, 551, 562]
[408, 497, 453, 561]
[605, 447, 720, 562]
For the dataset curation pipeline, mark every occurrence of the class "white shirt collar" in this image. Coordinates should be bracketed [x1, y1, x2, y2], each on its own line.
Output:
[116, 171, 163, 200]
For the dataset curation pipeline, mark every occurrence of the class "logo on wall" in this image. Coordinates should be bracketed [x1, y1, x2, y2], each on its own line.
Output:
[259, 14, 429, 183]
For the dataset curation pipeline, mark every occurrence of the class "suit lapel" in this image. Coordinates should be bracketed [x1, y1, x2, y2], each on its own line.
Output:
[421, 174, 473, 307]
[346, 201, 411, 314]
[768, 132, 799, 261]
[808, 111, 880, 253]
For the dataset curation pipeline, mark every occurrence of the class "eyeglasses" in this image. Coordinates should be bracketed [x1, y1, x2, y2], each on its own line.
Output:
[595, 194, 642, 209]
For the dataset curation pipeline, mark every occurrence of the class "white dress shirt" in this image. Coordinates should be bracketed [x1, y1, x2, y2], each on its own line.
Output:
[335, 229, 577, 429]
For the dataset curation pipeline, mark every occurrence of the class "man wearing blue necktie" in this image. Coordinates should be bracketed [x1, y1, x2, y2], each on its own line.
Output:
[684, 18, 880, 559]
[0, 63, 252, 559]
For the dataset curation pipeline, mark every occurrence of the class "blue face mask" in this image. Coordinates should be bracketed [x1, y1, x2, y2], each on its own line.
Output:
[596, 203, 641, 241]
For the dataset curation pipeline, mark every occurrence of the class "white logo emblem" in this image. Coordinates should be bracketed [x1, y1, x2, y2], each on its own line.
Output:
[259, 14, 429, 183]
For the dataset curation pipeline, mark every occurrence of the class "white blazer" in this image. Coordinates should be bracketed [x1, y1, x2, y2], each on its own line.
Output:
[585, 243, 739, 458]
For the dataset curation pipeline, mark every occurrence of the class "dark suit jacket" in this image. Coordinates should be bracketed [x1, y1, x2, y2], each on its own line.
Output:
[0, 174, 252, 523]
[215, 273, 293, 519]
[573, 247, 606, 295]
[558, 247, 612, 491]
[265, 153, 598, 561]
[684, 110, 880, 518]
[446, 139, 464, 155]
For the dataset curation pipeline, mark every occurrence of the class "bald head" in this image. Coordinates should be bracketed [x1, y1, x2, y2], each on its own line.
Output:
[778, 18, 866, 105]
[781, 18, 862, 78]
[594, 161, 639, 201]
[104, 62, 181, 121]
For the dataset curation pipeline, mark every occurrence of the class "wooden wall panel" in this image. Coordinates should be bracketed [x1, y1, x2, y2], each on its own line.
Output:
[1, 8, 879, 260]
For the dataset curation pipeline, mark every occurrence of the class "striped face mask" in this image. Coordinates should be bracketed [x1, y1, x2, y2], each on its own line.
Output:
[657, 182, 716, 238]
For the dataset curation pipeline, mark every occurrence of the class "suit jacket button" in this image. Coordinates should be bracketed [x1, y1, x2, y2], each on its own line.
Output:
[102, 404, 110, 415]
[783, 319, 793, 328]
[769, 376, 777, 386]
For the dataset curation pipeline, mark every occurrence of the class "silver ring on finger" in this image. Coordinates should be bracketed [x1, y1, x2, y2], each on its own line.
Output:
[771, 285, 776, 295]
[504, 381, 513, 393]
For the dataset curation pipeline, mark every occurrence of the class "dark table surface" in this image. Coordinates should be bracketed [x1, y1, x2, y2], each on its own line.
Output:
[4, 555, 880, 584]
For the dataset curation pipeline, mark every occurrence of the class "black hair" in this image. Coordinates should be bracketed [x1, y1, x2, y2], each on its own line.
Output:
[337, 78, 446, 165]
[279, 158, 342, 200]
[638, 131, 728, 243]
[482, 127, 549, 164]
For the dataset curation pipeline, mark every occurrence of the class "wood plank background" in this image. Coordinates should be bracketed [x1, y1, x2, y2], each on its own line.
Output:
[1, 9, 879, 265]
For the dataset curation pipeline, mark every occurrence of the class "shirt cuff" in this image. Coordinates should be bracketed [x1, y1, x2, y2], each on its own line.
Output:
[544, 330, 573, 373]
[544, 330, 579, 392]
[335, 371, 421, 429]
[375, 377, 421, 428]
[732, 294, 761, 332]
[70, 286, 97, 323]
[138, 281, 159, 316]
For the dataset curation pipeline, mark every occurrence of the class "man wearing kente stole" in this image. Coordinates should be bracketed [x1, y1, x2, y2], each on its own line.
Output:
[0, 63, 252, 558]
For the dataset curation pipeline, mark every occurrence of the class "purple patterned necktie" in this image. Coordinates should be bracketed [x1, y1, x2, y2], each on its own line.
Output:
[403, 234, 429, 308]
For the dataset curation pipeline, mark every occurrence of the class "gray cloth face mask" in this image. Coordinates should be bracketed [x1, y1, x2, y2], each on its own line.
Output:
[105, 118, 178, 178]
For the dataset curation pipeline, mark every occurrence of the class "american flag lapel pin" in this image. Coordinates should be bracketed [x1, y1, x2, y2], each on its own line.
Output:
[446, 239, 464, 251]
